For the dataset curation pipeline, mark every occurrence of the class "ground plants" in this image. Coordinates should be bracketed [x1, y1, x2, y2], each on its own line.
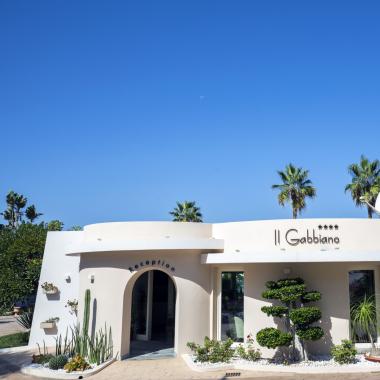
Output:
[48, 355, 68, 370]
[32, 341, 53, 364]
[63, 355, 90, 372]
[331, 340, 357, 364]
[256, 277, 324, 361]
[235, 334, 261, 361]
[187, 337, 235, 363]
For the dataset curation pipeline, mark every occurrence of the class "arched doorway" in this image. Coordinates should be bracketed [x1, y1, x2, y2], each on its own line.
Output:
[130, 270, 176, 358]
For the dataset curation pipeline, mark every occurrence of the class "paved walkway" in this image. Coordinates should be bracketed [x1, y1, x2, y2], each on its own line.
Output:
[0, 317, 26, 338]
[2, 350, 380, 380]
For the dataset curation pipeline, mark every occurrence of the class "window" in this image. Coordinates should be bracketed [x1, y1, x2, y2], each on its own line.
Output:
[221, 272, 244, 342]
[349, 270, 377, 343]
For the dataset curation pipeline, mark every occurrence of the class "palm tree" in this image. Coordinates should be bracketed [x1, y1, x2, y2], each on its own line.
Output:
[345, 155, 380, 218]
[1, 190, 27, 228]
[272, 164, 316, 219]
[25, 205, 43, 223]
[169, 201, 203, 222]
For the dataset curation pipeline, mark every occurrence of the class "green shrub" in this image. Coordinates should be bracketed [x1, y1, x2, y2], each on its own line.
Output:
[187, 337, 235, 363]
[261, 306, 288, 317]
[289, 307, 321, 325]
[262, 284, 306, 303]
[235, 341, 261, 361]
[32, 354, 53, 364]
[296, 326, 324, 341]
[48, 355, 68, 370]
[256, 328, 292, 349]
[63, 355, 91, 372]
[16, 311, 33, 330]
[331, 340, 357, 364]
[301, 291, 321, 303]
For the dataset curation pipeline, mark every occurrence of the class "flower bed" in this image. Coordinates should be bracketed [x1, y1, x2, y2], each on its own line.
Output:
[21, 358, 115, 379]
[183, 354, 380, 374]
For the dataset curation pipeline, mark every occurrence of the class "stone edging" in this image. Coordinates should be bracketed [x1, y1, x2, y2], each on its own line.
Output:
[21, 358, 115, 379]
[181, 354, 380, 374]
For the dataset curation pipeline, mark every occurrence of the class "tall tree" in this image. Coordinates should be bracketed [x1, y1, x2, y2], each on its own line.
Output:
[169, 201, 203, 222]
[1, 191, 27, 228]
[345, 155, 380, 218]
[25, 205, 43, 223]
[272, 164, 316, 219]
[47, 220, 64, 231]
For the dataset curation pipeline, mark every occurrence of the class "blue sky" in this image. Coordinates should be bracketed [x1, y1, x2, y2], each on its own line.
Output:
[1, 1, 380, 227]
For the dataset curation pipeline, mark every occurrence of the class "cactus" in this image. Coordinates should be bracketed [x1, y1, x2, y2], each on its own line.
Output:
[82, 289, 91, 337]
[48, 354, 68, 370]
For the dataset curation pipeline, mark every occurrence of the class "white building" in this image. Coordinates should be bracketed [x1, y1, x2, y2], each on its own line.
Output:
[29, 219, 380, 359]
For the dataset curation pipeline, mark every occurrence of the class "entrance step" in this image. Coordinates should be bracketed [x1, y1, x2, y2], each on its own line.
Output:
[126, 347, 175, 360]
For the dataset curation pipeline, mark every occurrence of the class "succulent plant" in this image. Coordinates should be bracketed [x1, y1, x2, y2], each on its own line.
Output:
[48, 355, 68, 370]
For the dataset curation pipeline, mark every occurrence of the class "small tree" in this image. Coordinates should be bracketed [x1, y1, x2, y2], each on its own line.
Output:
[256, 278, 324, 361]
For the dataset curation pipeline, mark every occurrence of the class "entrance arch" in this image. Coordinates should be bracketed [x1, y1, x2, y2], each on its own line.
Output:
[127, 269, 176, 358]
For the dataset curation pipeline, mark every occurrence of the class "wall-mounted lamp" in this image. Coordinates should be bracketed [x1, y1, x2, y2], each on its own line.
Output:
[64, 273, 71, 283]
[283, 268, 292, 275]
[88, 274, 95, 283]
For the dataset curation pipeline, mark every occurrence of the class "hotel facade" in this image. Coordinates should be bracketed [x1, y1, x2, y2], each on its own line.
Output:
[29, 219, 380, 359]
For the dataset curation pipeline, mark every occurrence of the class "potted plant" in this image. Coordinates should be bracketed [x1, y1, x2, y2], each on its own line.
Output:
[41, 282, 58, 295]
[40, 317, 59, 329]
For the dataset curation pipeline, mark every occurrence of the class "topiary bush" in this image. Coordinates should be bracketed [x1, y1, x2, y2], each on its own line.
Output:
[331, 340, 357, 364]
[261, 306, 288, 317]
[187, 337, 235, 363]
[289, 307, 321, 325]
[256, 328, 292, 349]
[48, 355, 68, 370]
[256, 277, 324, 361]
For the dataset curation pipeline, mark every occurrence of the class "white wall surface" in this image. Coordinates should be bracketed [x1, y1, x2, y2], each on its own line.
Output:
[29, 232, 82, 348]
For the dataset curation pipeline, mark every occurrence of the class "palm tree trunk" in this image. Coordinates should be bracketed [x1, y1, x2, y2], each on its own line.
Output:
[292, 208, 297, 219]
[368, 206, 373, 219]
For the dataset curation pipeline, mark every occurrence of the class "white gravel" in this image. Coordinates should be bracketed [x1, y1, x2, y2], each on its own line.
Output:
[189, 354, 380, 370]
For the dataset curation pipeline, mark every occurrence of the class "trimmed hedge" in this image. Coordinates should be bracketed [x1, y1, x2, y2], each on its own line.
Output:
[289, 307, 321, 325]
[301, 291, 322, 303]
[262, 284, 306, 303]
[261, 305, 288, 317]
[296, 326, 324, 341]
[256, 328, 292, 349]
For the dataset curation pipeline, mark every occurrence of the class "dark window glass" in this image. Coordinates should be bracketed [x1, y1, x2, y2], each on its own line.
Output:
[349, 270, 376, 343]
[131, 272, 148, 335]
[221, 272, 244, 342]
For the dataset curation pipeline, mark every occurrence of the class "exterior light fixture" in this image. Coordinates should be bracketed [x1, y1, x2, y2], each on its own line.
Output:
[64, 273, 71, 282]
[88, 274, 95, 283]
[283, 268, 291, 275]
